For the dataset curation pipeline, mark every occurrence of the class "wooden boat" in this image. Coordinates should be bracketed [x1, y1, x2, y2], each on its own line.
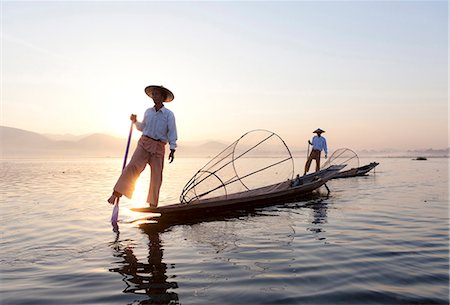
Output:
[129, 132, 385, 225]
[131, 165, 345, 222]
[332, 162, 379, 179]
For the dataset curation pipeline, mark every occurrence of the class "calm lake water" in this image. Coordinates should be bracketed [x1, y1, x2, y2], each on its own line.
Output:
[1, 157, 448, 304]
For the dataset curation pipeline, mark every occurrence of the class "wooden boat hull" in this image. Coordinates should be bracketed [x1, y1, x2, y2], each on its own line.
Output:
[332, 162, 379, 179]
[131, 165, 344, 222]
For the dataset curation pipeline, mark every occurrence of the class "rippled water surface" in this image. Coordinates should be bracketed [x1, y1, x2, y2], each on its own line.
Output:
[1, 157, 448, 304]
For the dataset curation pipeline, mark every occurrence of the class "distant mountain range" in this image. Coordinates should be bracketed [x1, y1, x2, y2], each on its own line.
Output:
[0, 126, 230, 158]
[1, 126, 448, 158]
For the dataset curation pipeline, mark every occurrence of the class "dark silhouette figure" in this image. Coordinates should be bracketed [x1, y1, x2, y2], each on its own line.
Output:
[109, 226, 179, 304]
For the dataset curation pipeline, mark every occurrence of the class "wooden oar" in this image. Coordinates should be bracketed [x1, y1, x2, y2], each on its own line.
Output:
[307, 140, 310, 159]
[111, 121, 134, 224]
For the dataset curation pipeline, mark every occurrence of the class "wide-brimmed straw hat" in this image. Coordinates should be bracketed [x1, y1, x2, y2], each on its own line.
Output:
[145, 85, 174, 102]
[313, 128, 325, 134]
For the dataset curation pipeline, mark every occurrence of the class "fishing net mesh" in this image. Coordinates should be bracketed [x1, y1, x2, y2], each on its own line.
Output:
[321, 148, 359, 170]
[180, 130, 294, 203]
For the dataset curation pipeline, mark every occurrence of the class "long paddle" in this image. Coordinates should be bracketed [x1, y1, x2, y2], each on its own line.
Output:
[111, 120, 134, 224]
[307, 140, 310, 159]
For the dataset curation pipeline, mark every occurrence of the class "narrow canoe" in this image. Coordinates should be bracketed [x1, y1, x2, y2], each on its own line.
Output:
[332, 162, 379, 179]
[131, 165, 345, 221]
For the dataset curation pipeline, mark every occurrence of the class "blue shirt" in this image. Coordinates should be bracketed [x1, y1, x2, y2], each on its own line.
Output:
[311, 135, 327, 155]
[135, 106, 178, 150]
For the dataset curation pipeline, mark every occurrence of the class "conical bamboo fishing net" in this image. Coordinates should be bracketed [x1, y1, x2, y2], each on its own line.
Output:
[321, 148, 359, 170]
[180, 130, 294, 203]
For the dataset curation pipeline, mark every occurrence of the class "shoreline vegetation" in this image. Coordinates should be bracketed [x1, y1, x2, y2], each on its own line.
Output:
[1, 126, 449, 159]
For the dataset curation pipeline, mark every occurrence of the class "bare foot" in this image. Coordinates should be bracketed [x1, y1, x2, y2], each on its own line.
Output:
[107, 194, 117, 205]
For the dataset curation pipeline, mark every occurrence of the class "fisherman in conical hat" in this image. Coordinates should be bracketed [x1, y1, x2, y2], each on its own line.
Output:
[107, 85, 178, 207]
[304, 128, 328, 175]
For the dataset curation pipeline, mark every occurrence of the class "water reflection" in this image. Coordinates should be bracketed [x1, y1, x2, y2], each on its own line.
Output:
[307, 200, 329, 235]
[109, 226, 179, 304]
[108, 195, 330, 304]
[280, 195, 329, 238]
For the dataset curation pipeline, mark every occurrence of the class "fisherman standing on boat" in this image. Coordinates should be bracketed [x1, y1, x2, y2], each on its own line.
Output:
[107, 85, 177, 207]
[304, 128, 327, 175]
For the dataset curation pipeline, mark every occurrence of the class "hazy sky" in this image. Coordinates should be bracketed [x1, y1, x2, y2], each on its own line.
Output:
[2, 1, 448, 150]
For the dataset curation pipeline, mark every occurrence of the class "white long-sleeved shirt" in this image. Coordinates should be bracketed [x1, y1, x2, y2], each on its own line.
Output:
[311, 135, 327, 155]
[135, 106, 177, 150]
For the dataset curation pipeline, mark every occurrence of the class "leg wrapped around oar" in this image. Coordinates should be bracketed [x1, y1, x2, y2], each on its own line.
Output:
[114, 144, 149, 199]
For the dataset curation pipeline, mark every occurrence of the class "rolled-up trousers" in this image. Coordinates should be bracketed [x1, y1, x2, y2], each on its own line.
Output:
[304, 149, 321, 173]
[114, 135, 166, 207]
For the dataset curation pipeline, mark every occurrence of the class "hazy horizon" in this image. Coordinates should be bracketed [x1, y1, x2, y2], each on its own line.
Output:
[2, 125, 449, 157]
[2, 2, 448, 151]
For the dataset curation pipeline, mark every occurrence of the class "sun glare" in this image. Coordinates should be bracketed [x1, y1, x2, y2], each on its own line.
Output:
[129, 168, 151, 208]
